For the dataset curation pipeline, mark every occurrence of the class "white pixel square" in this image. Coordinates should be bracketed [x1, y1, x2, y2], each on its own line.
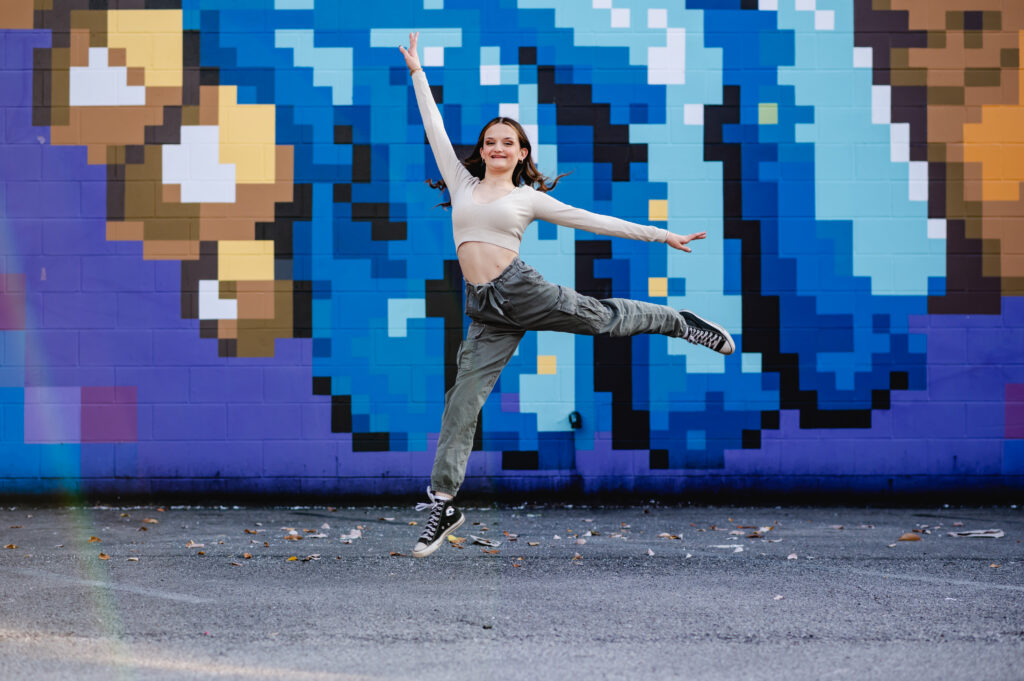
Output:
[422, 46, 444, 67]
[648, 8, 667, 29]
[684, 103, 703, 126]
[814, 9, 834, 31]
[853, 46, 872, 68]
[592, 0, 612, 8]
[611, 7, 630, 28]
[927, 219, 946, 240]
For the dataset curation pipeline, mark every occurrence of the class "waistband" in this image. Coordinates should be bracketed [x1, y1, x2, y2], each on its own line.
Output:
[466, 257, 525, 292]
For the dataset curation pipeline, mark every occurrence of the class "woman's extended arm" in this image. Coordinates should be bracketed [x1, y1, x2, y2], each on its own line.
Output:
[399, 32, 473, 191]
[530, 190, 705, 252]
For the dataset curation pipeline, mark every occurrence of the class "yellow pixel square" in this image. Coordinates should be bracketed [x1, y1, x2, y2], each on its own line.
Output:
[648, 199, 668, 222]
[537, 355, 557, 375]
[218, 240, 275, 281]
[648, 277, 668, 297]
[758, 102, 778, 125]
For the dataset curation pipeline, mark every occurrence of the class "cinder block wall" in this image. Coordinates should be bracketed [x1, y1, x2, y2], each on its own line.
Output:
[0, 1, 1021, 500]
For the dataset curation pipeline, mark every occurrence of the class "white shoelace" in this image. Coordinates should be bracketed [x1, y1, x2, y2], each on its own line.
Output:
[415, 487, 445, 539]
[686, 326, 721, 350]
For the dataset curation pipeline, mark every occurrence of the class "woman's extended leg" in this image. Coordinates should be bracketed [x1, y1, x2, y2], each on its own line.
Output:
[430, 320, 525, 496]
[501, 261, 734, 353]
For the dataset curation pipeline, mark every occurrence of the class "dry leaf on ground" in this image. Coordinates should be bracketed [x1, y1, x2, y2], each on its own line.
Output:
[898, 533, 922, 542]
[87, 536, 101, 543]
[528, 542, 540, 547]
[389, 552, 406, 557]
[4, 544, 16, 549]
[98, 553, 109, 560]
[142, 518, 159, 524]
[185, 540, 204, 548]
[787, 553, 798, 560]
[646, 549, 655, 556]
[287, 556, 298, 561]
[127, 557, 139, 562]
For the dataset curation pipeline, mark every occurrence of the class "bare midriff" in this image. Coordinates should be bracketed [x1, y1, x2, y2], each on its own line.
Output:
[457, 241, 518, 285]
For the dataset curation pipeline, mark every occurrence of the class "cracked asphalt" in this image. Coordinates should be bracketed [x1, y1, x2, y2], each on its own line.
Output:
[1, 503, 1022, 681]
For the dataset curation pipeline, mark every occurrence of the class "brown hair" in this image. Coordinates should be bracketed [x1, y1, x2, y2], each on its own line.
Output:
[427, 116, 570, 208]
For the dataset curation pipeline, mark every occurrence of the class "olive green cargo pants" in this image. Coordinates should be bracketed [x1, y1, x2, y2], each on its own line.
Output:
[431, 258, 690, 496]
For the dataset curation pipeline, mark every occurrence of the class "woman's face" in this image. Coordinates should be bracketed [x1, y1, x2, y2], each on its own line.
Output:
[480, 123, 528, 177]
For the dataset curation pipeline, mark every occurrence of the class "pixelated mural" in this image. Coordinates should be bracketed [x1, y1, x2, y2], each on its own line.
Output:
[0, 0, 1021, 496]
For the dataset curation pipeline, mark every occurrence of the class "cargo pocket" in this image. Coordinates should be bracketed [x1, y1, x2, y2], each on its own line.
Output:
[456, 339, 477, 373]
[555, 285, 579, 314]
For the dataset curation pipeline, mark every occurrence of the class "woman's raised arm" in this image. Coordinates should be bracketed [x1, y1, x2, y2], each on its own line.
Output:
[400, 32, 473, 191]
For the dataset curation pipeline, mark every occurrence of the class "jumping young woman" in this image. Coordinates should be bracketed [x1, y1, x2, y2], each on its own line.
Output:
[399, 33, 734, 558]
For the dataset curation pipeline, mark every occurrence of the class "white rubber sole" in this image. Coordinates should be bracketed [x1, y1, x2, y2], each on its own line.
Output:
[412, 513, 465, 558]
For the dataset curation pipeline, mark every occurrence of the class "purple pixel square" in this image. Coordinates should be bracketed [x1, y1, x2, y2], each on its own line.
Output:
[81, 386, 138, 443]
[24, 386, 81, 444]
[1006, 384, 1024, 439]
[500, 391, 519, 413]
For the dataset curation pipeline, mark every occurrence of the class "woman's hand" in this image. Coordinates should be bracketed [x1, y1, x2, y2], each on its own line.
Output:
[399, 31, 422, 73]
[666, 231, 707, 253]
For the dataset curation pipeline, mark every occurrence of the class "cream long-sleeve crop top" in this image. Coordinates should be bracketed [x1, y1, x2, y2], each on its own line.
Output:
[411, 70, 669, 253]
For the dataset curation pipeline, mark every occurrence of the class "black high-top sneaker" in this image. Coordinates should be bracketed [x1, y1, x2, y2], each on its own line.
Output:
[679, 310, 735, 355]
[412, 487, 465, 558]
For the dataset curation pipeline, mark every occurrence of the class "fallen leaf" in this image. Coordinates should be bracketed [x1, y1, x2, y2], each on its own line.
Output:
[142, 518, 159, 524]
[303, 529, 317, 534]
[263, 542, 269, 548]
[197, 551, 205, 556]
[137, 526, 148, 532]
[4, 544, 17, 549]
[553, 534, 561, 540]
[513, 563, 522, 568]
[244, 529, 258, 535]
[9, 525, 22, 529]
[657, 533, 680, 540]
[389, 552, 406, 557]
[185, 540, 204, 548]
[575, 538, 587, 545]
[746, 532, 764, 539]
[320, 523, 330, 530]
[621, 523, 631, 529]
[829, 525, 845, 530]
[447, 535, 465, 544]
[571, 553, 583, 561]
[87, 536, 101, 543]
[302, 554, 321, 562]
[787, 553, 798, 560]
[307, 533, 328, 539]
[990, 563, 1001, 568]
[327, 507, 338, 512]
[898, 533, 922, 542]
[287, 556, 298, 561]
[646, 548, 655, 556]
[127, 557, 139, 562]
[887, 543, 898, 548]
[230, 562, 242, 567]
[156, 507, 166, 512]
[728, 530, 744, 536]
[338, 529, 362, 540]
[408, 521, 418, 526]
[98, 553, 109, 560]
[482, 549, 499, 555]
[283, 535, 302, 541]
[774, 595, 784, 601]
[527, 542, 540, 547]
[952, 521, 964, 527]
[379, 517, 395, 522]
[243, 553, 253, 559]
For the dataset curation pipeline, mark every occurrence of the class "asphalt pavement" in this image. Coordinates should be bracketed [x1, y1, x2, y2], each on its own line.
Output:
[1, 503, 1022, 681]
